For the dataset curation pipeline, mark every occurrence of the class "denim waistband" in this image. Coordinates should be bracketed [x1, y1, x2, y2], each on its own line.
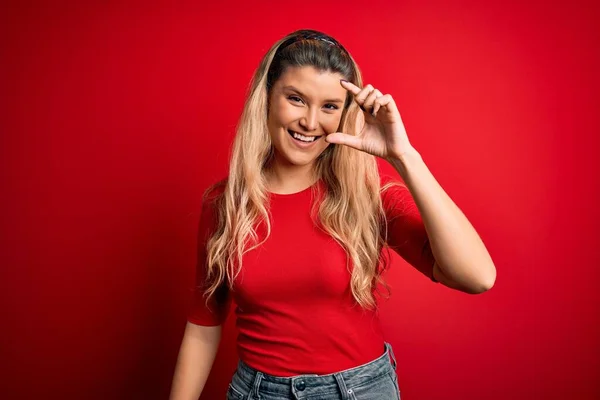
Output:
[232, 342, 397, 399]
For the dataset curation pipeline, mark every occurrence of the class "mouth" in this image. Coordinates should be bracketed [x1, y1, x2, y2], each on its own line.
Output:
[287, 129, 324, 143]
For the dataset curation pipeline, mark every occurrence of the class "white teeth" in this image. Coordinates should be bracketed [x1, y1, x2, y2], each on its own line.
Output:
[292, 131, 316, 142]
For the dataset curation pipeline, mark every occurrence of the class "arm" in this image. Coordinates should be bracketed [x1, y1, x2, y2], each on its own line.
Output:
[169, 322, 221, 400]
[171, 183, 231, 399]
[388, 149, 496, 294]
[328, 80, 495, 293]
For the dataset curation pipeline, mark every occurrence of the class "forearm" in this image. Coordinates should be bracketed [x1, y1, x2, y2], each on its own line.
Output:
[169, 322, 222, 400]
[387, 149, 496, 293]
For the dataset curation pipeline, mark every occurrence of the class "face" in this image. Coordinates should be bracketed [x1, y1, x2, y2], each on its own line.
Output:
[267, 66, 347, 170]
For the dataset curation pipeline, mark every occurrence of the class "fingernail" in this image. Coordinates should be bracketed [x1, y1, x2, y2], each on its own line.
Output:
[340, 79, 348, 84]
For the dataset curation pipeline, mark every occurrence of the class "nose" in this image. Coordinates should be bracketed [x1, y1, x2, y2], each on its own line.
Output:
[299, 107, 318, 132]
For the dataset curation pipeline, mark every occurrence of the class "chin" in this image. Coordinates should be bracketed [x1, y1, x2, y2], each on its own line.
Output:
[281, 152, 318, 166]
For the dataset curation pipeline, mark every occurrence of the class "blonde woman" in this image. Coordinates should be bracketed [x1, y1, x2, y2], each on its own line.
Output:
[170, 29, 496, 400]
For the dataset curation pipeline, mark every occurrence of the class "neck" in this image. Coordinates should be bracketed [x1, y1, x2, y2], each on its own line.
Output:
[264, 159, 319, 194]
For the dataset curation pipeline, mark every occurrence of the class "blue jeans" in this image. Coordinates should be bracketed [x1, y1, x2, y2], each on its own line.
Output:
[226, 342, 401, 399]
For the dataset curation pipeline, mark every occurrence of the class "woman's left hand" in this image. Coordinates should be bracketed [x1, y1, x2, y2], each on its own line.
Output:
[325, 80, 414, 160]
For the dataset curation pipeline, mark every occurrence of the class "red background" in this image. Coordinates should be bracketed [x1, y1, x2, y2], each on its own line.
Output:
[2, 1, 599, 399]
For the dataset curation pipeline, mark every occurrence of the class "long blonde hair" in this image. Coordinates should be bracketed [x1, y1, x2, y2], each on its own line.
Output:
[202, 29, 399, 310]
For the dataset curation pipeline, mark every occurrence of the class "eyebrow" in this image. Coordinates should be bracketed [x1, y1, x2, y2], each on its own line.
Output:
[282, 85, 345, 104]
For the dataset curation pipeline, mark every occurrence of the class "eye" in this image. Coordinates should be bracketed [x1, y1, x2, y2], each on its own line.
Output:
[287, 95, 339, 111]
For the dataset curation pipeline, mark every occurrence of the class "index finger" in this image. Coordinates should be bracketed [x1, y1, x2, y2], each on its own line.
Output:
[340, 80, 361, 95]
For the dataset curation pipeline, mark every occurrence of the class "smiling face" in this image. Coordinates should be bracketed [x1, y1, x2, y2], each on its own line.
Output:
[267, 66, 347, 171]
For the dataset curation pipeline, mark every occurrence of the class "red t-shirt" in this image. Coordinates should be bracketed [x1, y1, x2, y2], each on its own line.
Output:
[187, 174, 437, 376]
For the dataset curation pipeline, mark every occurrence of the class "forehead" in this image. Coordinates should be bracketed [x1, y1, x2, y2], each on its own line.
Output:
[275, 66, 346, 98]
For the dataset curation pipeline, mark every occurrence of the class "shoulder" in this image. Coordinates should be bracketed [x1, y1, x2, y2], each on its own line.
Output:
[379, 173, 409, 196]
[197, 177, 227, 234]
[378, 174, 415, 212]
[201, 177, 228, 204]
[199, 177, 228, 222]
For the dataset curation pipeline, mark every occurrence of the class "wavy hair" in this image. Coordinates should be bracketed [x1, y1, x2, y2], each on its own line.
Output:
[202, 29, 400, 310]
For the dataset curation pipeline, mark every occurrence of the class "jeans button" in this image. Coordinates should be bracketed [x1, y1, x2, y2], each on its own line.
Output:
[295, 379, 306, 391]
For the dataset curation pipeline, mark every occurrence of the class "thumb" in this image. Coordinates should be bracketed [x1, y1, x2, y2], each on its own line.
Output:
[325, 132, 362, 149]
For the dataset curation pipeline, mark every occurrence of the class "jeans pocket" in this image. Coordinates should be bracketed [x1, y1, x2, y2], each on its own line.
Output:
[388, 371, 401, 400]
[346, 373, 398, 400]
[227, 383, 246, 400]
[347, 388, 358, 400]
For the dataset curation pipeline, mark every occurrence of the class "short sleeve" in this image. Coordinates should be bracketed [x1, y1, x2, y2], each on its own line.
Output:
[187, 185, 233, 326]
[380, 175, 438, 282]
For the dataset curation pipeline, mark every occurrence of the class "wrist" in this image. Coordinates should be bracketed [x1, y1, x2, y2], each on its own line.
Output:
[387, 148, 423, 175]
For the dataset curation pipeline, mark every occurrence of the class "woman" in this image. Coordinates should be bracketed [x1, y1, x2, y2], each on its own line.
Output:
[170, 29, 496, 400]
